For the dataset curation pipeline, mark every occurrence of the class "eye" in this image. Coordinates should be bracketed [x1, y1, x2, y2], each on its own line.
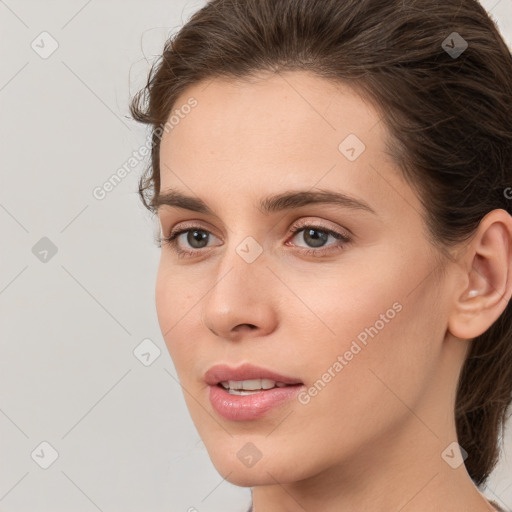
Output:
[157, 226, 220, 258]
[157, 220, 352, 258]
[285, 220, 352, 257]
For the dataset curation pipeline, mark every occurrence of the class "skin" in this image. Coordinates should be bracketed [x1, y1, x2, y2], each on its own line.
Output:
[155, 70, 512, 512]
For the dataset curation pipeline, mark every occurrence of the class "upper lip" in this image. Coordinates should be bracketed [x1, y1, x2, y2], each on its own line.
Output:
[204, 363, 303, 385]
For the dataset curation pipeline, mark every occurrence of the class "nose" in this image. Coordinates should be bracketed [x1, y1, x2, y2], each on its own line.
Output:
[202, 245, 278, 342]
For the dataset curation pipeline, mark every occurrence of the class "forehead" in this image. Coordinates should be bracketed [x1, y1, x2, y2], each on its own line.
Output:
[162, 70, 382, 157]
[158, 71, 421, 222]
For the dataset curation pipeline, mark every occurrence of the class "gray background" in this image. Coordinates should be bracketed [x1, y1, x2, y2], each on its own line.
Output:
[0, 1, 511, 511]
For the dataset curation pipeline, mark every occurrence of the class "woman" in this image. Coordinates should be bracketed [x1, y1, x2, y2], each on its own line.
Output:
[130, 0, 512, 510]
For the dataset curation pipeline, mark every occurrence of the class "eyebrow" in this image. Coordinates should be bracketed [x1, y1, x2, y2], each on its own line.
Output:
[155, 188, 377, 216]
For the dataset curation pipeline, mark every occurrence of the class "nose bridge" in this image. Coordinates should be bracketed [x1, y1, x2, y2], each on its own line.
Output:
[213, 213, 267, 284]
[208, 233, 266, 306]
[201, 231, 276, 338]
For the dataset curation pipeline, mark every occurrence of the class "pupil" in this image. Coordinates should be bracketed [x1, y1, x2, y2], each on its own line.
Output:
[304, 228, 327, 248]
[188, 230, 208, 248]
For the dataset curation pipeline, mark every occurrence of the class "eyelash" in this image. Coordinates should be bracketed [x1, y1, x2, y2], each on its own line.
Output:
[158, 220, 352, 259]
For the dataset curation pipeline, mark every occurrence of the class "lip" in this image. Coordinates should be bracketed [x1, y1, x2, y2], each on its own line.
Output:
[204, 363, 304, 421]
[204, 363, 303, 386]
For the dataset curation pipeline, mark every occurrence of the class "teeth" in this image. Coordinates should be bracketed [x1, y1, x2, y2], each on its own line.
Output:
[220, 379, 291, 391]
[226, 389, 266, 395]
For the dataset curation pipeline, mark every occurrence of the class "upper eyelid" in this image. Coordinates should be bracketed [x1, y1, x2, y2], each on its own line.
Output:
[167, 218, 347, 237]
[167, 220, 351, 247]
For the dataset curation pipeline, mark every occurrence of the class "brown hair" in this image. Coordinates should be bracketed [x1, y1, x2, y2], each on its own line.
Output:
[130, 0, 512, 486]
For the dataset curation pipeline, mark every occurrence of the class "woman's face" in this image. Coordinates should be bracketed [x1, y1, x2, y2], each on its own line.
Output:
[155, 71, 463, 486]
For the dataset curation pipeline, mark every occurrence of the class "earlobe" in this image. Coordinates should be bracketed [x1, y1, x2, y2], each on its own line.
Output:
[447, 209, 512, 340]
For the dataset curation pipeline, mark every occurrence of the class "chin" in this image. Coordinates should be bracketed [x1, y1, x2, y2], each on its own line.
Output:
[213, 463, 297, 488]
[205, 443, 311, 487]
[221, 469, 270, 487]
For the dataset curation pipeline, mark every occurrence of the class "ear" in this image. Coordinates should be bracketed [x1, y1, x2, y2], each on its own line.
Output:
[448, 209, 512, 340]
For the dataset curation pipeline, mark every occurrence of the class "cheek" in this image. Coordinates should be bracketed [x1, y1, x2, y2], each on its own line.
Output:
[280, 254, 405, 351]
[290, 244, 442, 400]
[155, 264, 176, 336]
[298, 259, 442, 421]
[155, 261, 198, 365]
[155, 257, 203, 324]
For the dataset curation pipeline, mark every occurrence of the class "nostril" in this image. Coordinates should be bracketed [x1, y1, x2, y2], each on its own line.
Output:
[235, 324, 257, 331]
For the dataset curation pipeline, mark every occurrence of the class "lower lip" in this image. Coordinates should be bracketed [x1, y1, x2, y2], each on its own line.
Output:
[208, 384, 303, 421]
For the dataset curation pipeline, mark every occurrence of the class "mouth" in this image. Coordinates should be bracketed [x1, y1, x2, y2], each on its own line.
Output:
[204, 362, 303, 388]
[217, 378, 302, 395]
[204, 363, 304, 421]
